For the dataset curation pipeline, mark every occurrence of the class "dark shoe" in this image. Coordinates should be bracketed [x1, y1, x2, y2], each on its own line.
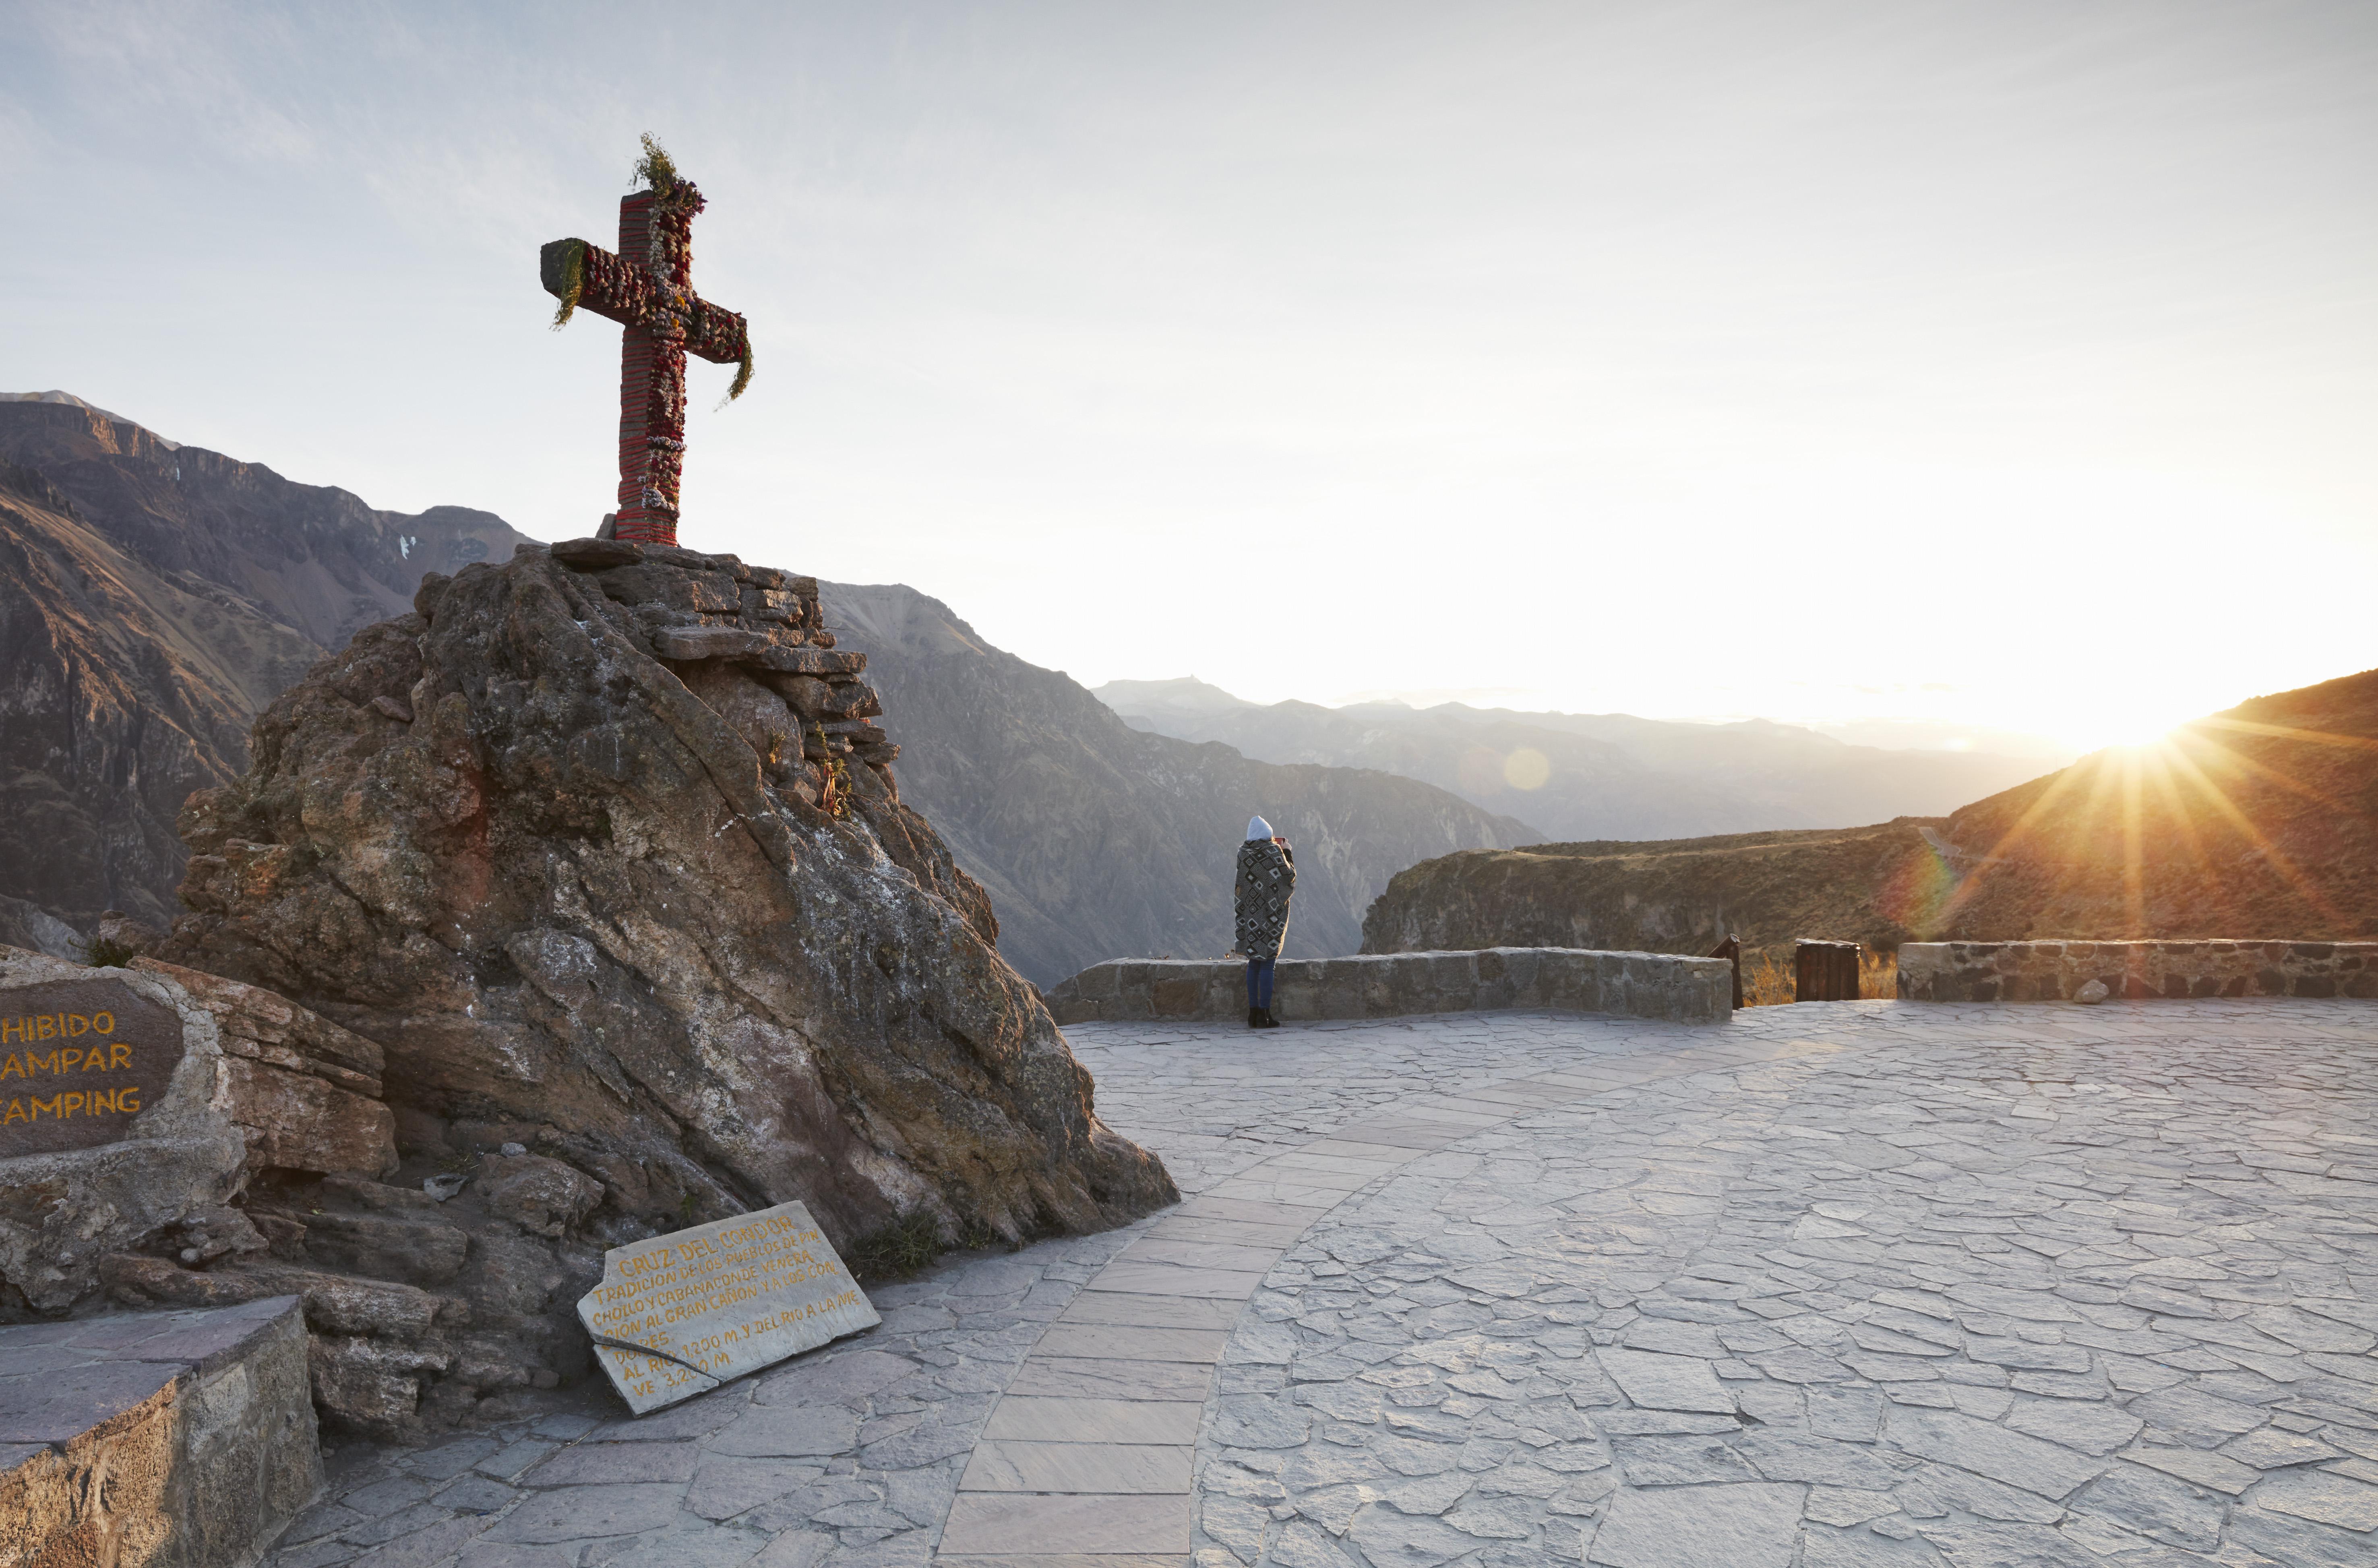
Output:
[1254, 1007, 1282, 1029]
[1247, 1007, 1263, 1028]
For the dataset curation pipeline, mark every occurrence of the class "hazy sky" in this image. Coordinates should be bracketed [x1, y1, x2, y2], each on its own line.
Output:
[6, 1, 2374, 751]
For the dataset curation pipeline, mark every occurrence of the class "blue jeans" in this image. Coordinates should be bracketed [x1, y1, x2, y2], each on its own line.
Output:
[1246, 958, 1276, 1009]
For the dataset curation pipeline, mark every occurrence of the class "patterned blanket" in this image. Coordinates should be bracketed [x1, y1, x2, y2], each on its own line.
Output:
[1234, 839, 1296, 959]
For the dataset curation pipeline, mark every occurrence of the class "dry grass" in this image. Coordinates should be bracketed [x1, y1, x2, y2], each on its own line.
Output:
[633, 132, 681, 193]
[1739, 947, 1898, 1007]
[1743, 949, 1795, 1007]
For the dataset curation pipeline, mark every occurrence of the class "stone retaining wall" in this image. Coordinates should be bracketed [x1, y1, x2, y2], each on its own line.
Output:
[1043, 948, 1734, 1026]
[0, 1297, 318, 1568]
[1898, 940, 2378, 1002]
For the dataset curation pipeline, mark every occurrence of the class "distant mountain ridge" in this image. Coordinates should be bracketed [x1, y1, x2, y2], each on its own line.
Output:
[0, 397, 526, 650]
[823, 585, 1538, 984]
[1097, 676, 2067, 841]
[0, 396, 535, 938]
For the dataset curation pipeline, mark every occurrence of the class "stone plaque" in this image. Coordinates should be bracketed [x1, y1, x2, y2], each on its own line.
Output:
[0, 979, 184, 1158]
[577, 1199, 879, 1414]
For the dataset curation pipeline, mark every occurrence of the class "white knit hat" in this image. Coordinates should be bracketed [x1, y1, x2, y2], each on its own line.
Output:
[1246, 815, 1274, 841]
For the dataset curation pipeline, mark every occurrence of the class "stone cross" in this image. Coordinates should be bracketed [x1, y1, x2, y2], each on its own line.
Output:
[541, 156, 752, 547]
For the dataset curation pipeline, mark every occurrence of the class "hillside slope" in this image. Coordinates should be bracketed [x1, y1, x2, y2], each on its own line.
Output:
[825, 584, 1540, 984]
[0, 396, 526, 648]
[1365, 669, 2378, 960]
[1362, 821, 1948, 961]
[0, 462, 320, 931]
[1931, 667, 2378, 941]
[0, 397, 534, 935]
[1098, 676, 2061, 839]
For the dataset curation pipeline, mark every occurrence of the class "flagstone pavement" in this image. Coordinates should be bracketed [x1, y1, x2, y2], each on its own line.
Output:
[265, 1000, 2378, 1568]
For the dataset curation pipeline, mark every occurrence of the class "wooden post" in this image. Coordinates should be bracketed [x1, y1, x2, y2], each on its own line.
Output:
[1709, 936, 1743, 1010]
[1794, 940, 1861, 1002]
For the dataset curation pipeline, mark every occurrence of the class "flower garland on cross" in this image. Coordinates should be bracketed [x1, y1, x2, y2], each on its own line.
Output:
[540, 135, 753, 547]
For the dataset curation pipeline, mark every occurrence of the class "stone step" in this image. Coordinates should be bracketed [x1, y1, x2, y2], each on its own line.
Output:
[0, 1296, 318, 1567]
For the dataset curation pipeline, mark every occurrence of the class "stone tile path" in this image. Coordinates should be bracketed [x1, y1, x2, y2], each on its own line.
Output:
[263, 1001, 2378, 1568]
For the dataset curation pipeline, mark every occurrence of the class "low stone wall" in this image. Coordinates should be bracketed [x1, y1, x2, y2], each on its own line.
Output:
[0, 1296, 319, 1568]
[1898, 940, 2378, 1002]
[1044, 948, 1735, 1026]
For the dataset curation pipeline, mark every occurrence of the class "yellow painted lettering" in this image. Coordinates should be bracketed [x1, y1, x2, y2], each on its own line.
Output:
[79, 1049, 105, 1072]
[118, 1087, 140, 1114]
[1, 1099, 20, 1123]
[27, 1051, 58, 1075]
[66, 1013, 88, 1036]
[93, 1012, 114, 1035]
[0, 1018, 20, 1043]
[91, 1088, 116, 1114]
[56, 1048, 80, 1072]
[0, 1054, 17, 1081]
[30, 1096, 60, 1119]
[61, 1092, 84, 1117]
[109, 1043, 130, 1070]
[35, 1016, 55, 1041]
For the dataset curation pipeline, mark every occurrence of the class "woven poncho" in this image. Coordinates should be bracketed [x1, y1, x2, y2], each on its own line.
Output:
[1233, 838, 1296, 960]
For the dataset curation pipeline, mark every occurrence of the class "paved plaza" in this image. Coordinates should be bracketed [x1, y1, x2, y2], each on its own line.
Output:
[266, 1001, 2378, 1567]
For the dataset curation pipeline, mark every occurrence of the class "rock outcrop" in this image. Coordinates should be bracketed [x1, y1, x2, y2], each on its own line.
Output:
[0, 949, 250, 1318]
[1361, 821, 1950, 966]
[132, 957, 398, 1180]
[144, 540, 1171, 1428]
[3, 943, 560, 1437]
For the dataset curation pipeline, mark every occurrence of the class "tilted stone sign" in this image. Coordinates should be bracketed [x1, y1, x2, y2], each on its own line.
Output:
[0, 978, 185, 1156]
[577, 1199, 880, 1414]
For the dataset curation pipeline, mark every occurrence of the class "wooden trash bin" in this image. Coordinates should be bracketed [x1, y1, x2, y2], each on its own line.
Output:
[1795, 940, 1861, 1001]
[1708, 935, 1743, 1010]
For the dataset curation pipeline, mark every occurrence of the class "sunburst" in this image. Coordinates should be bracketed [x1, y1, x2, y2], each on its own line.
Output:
[1925, 709, 2359, 938]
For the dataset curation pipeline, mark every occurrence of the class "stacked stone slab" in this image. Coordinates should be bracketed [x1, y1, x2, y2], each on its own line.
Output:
[1044, 947, 1734, 1026]
[544, 536, 896, 780]
[1898, 939, 2378, 1001]
[133, 957, 397, 1180]
[0, 1297, 317, 1568]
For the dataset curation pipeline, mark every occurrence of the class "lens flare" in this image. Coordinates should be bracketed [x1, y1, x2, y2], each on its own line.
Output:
[1502, 748, 1552, 791]
[1876, 836, 1959, 934]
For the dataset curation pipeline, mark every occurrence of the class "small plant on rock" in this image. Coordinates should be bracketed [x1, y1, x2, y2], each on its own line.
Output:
[845, 1210, 943, 1283]
[76, 935, 139, 970]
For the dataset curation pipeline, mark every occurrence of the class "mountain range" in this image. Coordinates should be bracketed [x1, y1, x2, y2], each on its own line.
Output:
[1096, 676, 2066, 842]
[0, 395, 1528, 981]
[0, 395, 529, 946]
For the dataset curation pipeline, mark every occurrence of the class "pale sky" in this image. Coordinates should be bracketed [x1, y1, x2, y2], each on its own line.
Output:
[6, 1, 2373, 752]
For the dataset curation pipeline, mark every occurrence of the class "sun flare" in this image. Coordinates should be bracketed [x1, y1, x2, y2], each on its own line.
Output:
[2071, 704, 2203, 754]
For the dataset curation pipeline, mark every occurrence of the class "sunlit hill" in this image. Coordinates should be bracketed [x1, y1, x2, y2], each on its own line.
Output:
[1362, 666, 2378, 965]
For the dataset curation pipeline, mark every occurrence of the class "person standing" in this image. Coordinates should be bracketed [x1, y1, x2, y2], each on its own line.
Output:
[1234, 815, 1296, 1029]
